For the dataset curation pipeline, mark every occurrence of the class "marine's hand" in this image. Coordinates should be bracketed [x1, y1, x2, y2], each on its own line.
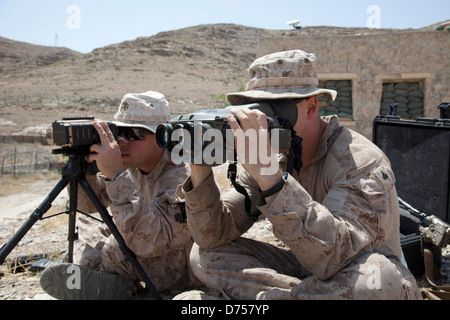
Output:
[87, 121, 125, 180]
[227, 107, 282, 190]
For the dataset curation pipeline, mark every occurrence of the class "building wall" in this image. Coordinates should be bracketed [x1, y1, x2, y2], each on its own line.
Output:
[257, 31, 450, 138]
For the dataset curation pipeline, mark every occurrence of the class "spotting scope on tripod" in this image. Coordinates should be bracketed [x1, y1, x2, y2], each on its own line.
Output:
[0, 117, 162, 300]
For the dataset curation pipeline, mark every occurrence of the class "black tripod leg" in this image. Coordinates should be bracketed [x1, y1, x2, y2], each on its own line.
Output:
[78, 177, 163, 300]
[0, 177, 69, 265]
[67, 177, 78, 263]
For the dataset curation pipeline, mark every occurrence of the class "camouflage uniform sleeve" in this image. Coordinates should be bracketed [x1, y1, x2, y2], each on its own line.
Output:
[104, 167, 192, 259]
[178, 170, 258, 249]
[257, 159, 396, 281]
[75, 173, 111, 214]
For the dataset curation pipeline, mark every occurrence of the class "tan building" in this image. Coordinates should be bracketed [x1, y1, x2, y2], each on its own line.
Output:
[257, 30, 450, 138]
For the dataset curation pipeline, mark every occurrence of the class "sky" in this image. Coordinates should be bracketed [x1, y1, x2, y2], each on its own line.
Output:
[0, 0, 448, 53]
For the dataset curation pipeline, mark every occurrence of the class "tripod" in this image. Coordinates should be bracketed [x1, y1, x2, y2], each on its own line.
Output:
[0, 151, 162, 300]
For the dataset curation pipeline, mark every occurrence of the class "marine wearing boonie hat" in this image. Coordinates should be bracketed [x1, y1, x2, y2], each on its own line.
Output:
[113, 91, 171, 133]
[227, 50, 337, 105]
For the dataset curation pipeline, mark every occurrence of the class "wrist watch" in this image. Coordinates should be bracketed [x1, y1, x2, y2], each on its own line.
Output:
[260, 172, 289, 198]
[106, 171, 124, 182]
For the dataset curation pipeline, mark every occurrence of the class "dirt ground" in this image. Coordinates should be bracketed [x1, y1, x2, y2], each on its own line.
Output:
[0, 173, 68, 300]
[0, 167, 449, 300]
[0, 168, 281, 300]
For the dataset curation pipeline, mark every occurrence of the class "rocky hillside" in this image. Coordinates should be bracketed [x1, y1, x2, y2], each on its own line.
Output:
[0, 24, 283, 115]
[0, 36, 80, 73]
[0, 22, 444, 134]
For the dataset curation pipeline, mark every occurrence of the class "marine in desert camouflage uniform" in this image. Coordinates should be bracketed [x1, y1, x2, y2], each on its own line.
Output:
[177, 50, 422, 300]
[40, 91, 199, 299]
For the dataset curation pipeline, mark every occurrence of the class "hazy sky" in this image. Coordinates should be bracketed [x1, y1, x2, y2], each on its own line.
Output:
[0, 0, 448, 53]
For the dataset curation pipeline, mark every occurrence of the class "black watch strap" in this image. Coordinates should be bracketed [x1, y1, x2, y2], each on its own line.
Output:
[260, 172, 289, 198]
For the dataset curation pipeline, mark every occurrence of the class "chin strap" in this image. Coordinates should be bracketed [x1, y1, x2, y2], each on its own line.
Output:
[287, 133, 303, 175]
[227, 159, 260, 221]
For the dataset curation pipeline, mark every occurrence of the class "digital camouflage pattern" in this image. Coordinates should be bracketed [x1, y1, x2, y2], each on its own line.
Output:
[179, 116, 422, 299]
[73, 153, 200, 291]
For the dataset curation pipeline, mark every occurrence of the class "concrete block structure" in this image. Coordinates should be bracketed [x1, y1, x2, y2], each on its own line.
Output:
[257, 30, 449, 138]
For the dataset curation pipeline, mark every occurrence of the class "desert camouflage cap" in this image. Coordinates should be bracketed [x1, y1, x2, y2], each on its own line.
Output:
[227, 50, 337, 105]
[113, 91, 171, 133]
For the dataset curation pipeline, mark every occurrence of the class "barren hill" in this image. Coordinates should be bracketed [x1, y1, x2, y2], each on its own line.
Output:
[0, 36, 80, 73]
[0, 23, 441, 135]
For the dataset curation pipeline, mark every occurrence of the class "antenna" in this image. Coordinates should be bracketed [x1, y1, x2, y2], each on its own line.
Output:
[54, 33, 59, 47]
[286, 20, 302, 30]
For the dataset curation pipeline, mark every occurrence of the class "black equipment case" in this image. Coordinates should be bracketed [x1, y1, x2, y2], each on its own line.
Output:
[372, 111, 450, 277]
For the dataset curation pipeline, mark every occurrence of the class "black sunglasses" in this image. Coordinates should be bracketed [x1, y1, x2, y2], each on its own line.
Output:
[118, 127, 152, 141]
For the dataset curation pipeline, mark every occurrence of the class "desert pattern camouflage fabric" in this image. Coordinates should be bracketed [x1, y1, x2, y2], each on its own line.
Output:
[73, 153, 200, 291]
[179, 115, 422, 299]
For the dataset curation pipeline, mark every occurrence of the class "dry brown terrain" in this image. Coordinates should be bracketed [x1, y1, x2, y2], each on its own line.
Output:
[1, 24, 280, 135]
[0, 22, 437, 136]
[0, 22, 448, 300]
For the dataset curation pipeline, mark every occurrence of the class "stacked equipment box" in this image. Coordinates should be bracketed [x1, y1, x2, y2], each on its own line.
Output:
[372, 109, 450, 277]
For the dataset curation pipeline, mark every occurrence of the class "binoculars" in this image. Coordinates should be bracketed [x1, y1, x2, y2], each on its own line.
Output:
[155, 100, 300, 165]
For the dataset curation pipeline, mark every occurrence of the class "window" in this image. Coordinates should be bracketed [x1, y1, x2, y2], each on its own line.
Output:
[318, 80, 353, 120]
[380, 82, 424, 118]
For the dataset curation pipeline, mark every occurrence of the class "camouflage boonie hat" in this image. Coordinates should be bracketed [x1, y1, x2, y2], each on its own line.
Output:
[227, 50, 337, 105]
[113, 91, 171, 133]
